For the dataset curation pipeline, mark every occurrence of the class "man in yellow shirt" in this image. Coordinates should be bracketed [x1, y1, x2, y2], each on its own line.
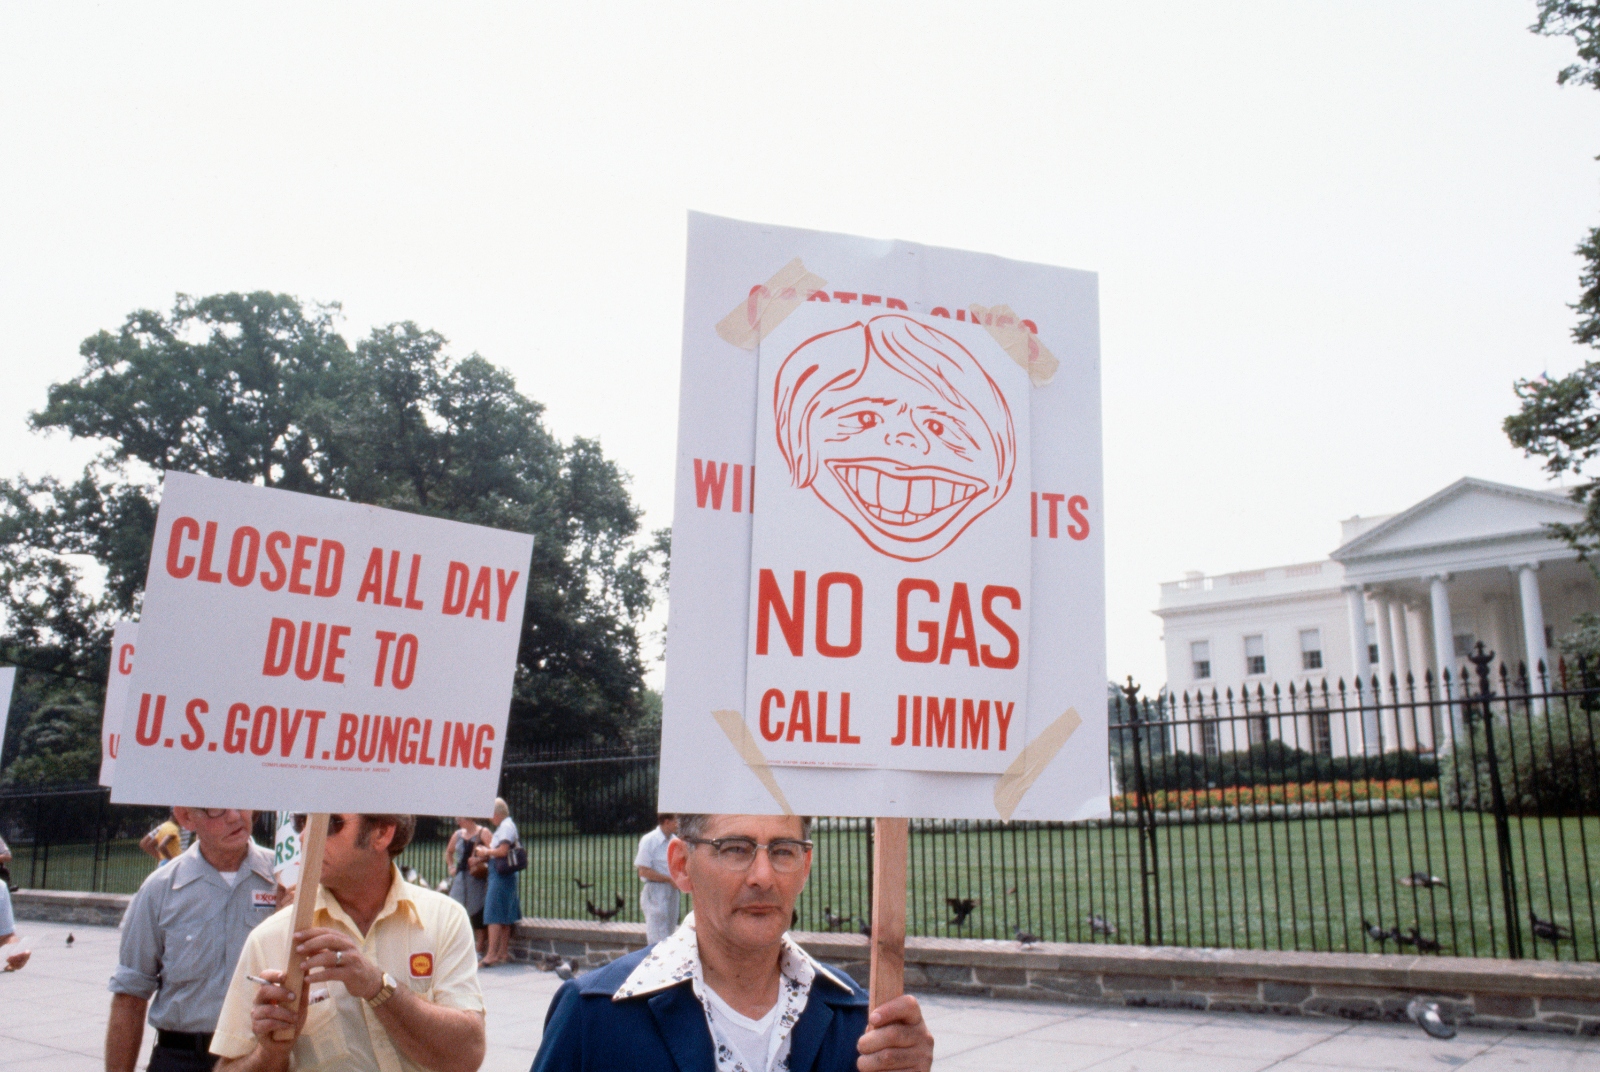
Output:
[210, 813, 486, 1072]
[141, 812, 184, 863]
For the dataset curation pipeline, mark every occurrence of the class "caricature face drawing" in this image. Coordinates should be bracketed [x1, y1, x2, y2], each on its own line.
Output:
[773, 315, 1017, 561]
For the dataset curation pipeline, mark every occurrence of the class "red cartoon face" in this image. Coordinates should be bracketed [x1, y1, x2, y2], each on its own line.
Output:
[775, 316, 1016, 561]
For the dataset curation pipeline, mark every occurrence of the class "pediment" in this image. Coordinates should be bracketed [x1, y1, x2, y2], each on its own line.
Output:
[1332, 478, 1579, 561]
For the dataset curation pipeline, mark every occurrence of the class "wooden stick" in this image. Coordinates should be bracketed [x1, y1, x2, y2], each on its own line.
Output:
[868, 816, 909, 1012]
[273, 813, 328, 1042]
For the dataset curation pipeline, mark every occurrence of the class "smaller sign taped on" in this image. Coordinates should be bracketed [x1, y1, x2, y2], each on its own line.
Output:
[99, 621, 137, 788]
[0, 667, 14, 775]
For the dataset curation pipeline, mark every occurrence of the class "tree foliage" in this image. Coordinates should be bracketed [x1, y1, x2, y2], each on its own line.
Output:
[1507, 6, 1600, 561]
[1, 292, 663, 762]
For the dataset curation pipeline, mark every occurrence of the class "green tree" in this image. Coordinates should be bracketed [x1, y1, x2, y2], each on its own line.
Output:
[0, 291, 663, 759]
[1506, 5, 1600, 562]
[1, 698, 101, 789]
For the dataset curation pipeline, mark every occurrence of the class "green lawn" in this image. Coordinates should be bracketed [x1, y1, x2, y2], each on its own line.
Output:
[16, 814, 1598, 961]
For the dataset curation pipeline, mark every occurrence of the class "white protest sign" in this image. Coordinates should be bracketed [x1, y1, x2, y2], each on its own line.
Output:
[273, 810, 302, 888]
[0, 666, 14, 773]
[112, 471, 533, 815]
[99, 620, 137, 787]
[661, 213, 1106, 821]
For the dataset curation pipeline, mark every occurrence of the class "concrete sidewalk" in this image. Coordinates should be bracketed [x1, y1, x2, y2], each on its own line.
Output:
[2, 919, 1596, 1071]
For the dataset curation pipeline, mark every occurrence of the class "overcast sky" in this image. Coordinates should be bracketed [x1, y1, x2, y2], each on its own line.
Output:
[2, 2, 1596, 692]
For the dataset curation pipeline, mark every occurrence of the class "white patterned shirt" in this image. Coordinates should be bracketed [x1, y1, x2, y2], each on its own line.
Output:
[612, 912, 848, 1072]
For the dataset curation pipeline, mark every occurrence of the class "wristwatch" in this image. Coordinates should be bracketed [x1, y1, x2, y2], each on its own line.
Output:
[366, 971, 398, 1009]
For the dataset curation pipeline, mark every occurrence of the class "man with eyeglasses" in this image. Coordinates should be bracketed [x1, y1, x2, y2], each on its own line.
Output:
[532, 813, 934, 1072]
[107, 807, 277, 1072]
[209, 813, 485, 1072]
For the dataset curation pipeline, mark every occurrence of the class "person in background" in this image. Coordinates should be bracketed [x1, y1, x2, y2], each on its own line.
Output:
[140, 810, 184, 865]
[210, 813, 485, 1072]
[531, 813, 934, 1072]
[472, 798, 520, 967]
[108, 808, 276, 1072]
[634, 814, 679, 946]
[0, 877, 30, 971]
[0, 831, 13, 889]
[445, 817, 489, 957]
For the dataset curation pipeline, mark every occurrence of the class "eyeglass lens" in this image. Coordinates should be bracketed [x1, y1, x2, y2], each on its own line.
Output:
[707, 838, 808, 872]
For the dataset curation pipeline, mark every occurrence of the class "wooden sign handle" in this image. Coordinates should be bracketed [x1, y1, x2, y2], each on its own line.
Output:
[273, 813, 329, 1042]
[868, 816, 908, 1012]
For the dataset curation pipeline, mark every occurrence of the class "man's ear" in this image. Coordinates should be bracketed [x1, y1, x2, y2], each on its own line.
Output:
[171, 807, 197, 832]
[366, 819, 397, 857]
[667, 836, 694, 893]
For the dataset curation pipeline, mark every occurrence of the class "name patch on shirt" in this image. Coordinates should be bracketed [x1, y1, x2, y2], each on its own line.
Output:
[253, 890, 277, 910]
[409, 952, 434, 978]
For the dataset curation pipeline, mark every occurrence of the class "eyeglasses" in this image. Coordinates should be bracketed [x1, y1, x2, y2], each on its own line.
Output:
[292, 814, 349, 835]
[197, 809, 246, 819]
[682, 836, 813, 873]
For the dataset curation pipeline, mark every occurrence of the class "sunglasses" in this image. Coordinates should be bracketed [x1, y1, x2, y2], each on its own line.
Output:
[292, 814, 349, 835]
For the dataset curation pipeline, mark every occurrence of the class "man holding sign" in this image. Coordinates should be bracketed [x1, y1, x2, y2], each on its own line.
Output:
[531, 812, 933, 1072]
[210, 812, 485, 1072]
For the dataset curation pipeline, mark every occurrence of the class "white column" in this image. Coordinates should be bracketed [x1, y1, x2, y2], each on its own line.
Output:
[1390, 601, 1413, 683]
[1373, 594, 1397, 684]
[1429, 574, 1462, 741]
[1516, 562, 1549, 685]
[1344, 585, 1380, 753]
[1390, 601, 1414, 748]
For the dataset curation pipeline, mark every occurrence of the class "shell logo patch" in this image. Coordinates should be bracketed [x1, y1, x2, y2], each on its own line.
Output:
[409, 952, 434, 978]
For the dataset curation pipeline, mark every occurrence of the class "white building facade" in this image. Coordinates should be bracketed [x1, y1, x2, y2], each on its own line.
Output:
[1154, 478, 1600, 757]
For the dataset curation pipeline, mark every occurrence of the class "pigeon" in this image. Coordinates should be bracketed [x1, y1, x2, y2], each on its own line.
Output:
[1393, 929, 1417, 948]
[946, 898, 980, 927]
[1399, 871, 1447, 889]
[586, 894, 625, 921]
[1407, 928, 1442, 954]
[554, 961, 574, 981]
[1015, 927, 1040, 948]
[859, 920, 872, 939]
[1406, 996, 1456, 1039]
[822, 906, 852, 932]
[1087, 914, 1117, 937]
[1531, 913, 1571, 942]
[573, 878, 594, 890]
[400, 865, 420, 884]
[1006, 885, 1018, 895]
[436, 879, 451, 894]
[1363, 919, 1398, 945]
[65, 933, 74, 947]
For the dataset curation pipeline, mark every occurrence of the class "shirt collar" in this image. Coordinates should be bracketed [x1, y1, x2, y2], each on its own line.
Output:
[169, 841, 275, 890]
[613, 911, 850, 1001]
[313, 864, 421, 935]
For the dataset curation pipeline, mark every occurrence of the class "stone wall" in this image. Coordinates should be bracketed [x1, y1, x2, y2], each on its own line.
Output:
[511, 920, 1600, 1035]
[13, 889, 132, 928]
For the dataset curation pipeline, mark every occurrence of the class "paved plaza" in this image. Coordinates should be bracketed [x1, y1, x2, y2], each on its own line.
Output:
[1, 919, 1596, 1071]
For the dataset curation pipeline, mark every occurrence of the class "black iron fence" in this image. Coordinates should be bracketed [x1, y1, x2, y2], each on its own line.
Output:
[5, 648, 1598, 961]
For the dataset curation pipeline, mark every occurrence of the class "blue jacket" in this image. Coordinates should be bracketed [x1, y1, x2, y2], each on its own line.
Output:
[530, 946, 870, 1072]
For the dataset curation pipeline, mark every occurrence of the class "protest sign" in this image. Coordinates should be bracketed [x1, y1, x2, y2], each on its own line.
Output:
[0, 666, 13, 773]
[99, 620, 137, 787]
[661, 213, 1106, 823]
[112, 471, 533, 815]
[273, 810, 302, 889]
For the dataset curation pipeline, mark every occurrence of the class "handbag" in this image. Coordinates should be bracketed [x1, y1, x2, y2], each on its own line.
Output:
[495, 839, 528, 874]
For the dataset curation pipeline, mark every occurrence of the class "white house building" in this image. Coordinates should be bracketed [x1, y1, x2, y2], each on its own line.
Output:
[1153, 478, 1600, 757]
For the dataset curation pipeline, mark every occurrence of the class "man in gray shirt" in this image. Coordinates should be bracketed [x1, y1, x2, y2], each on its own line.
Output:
[108, 808, 276, 1072]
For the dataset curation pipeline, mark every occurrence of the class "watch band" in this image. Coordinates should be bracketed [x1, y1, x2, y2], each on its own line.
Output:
[366, 972, 398, 1009]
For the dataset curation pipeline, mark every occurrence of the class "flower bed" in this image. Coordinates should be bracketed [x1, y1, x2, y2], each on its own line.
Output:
[1111, 779, 1439, 813]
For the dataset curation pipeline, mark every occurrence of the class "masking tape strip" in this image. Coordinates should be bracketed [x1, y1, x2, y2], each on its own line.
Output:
[971, 304, 1060, 387]
[711, 708, 796, 815]
[715, 258, 828, 351]
[993, 707, 1082, 820]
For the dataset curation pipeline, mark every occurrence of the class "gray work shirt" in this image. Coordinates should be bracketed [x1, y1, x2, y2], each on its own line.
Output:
[110, 840, 278, 1033]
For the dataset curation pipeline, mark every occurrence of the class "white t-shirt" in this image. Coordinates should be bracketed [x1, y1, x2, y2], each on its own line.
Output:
[635, 826, 673, 881]
[702, 985, 785, 1072]
[491, 817, 518, 849]
[218, 869, 240, 888]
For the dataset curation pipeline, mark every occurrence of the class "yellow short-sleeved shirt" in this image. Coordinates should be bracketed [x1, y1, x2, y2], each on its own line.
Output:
[210, 866, 484, 1072]
[153, 820, 183, 861]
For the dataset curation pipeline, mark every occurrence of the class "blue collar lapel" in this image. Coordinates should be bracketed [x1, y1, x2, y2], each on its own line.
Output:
[785, 993, 836, 1072]
[648, 985, 716, 1072]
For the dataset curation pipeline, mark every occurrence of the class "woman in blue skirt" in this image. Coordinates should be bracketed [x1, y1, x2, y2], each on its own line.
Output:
[477, 796, 522, 966]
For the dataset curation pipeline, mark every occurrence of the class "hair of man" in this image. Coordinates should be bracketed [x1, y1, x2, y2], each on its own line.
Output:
[357, 814, 416, 859]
